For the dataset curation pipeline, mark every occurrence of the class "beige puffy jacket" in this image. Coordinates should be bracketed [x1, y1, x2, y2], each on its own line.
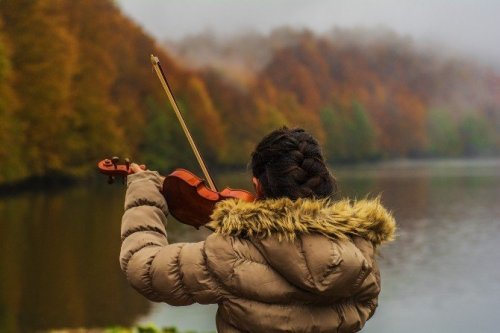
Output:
[120, 171, 396, 333]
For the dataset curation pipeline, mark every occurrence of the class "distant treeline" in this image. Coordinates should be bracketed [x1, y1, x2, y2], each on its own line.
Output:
[0, 1, 499, 184]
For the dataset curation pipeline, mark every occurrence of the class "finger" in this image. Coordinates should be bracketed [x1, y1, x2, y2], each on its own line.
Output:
[130, 163, 143, 173]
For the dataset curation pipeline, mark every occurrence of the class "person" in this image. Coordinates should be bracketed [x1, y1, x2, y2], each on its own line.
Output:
[120, 127, 396, 332]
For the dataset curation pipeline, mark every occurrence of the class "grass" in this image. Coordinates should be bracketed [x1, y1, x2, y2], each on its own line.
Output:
[47, 324, 214, 333]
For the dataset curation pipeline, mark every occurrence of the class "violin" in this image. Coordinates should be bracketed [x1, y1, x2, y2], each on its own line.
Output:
[98, 55, 255, 229]
[98, 158, 254, 229]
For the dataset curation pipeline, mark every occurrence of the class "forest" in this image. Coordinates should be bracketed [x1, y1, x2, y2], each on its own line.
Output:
[0, 0, 498, 185]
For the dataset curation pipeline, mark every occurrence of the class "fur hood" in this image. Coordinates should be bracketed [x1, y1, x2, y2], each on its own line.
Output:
[208, 197, 396, 244]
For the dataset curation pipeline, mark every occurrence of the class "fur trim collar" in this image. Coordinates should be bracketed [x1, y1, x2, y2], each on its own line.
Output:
[208, 197, 396, 244]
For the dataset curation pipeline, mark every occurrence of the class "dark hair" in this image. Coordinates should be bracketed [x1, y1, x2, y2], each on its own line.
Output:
[251, 127, 337, 200]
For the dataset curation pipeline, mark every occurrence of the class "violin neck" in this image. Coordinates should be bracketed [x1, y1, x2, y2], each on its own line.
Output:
[151, 54, 218, 192]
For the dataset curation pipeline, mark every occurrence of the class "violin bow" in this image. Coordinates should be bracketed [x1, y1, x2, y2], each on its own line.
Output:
[150, 54, 218, 192]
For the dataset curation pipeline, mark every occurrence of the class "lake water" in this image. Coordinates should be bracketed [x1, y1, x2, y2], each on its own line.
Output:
[1, 159, 499, 332]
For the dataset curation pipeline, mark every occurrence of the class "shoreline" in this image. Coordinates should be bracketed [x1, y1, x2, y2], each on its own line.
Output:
[1, 156, 499, 194]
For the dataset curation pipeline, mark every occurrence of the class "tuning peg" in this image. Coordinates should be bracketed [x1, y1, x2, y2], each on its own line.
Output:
[124, 158, 131, 170]
[107, 175, 115, 184]
[111, 156, 119, 168]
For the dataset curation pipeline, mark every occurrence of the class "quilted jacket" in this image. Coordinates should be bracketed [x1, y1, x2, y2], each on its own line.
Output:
[120, 171, 396, 332]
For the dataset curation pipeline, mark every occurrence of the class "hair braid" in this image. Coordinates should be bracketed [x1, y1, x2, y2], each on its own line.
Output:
[251, 127, 337, 200]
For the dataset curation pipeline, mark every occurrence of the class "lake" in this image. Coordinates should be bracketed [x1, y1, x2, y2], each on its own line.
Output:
[1, 159, 499, 332]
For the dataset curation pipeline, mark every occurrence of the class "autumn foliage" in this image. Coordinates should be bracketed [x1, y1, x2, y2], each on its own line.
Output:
[0, 1, 498, 184]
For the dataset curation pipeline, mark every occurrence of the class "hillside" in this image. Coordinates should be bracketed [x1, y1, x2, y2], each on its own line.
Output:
[167, 27, 500, 161]
[0, 1, 498, 185]
[0, 0, 222, 183]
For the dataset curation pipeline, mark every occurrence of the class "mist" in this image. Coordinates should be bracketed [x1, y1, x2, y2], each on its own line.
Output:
[117, 0, 500, 69]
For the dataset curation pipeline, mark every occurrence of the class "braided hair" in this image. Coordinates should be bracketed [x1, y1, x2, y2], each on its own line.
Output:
[251, 127, 337, 200]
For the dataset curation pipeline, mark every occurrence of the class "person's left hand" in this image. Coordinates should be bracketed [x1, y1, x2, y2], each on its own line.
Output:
[130, 163, 144, 174]
[130, 163, 165, 182]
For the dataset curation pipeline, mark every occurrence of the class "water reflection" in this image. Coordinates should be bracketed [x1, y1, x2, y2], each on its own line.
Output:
[1, 160, 499, 332]
[141, 160, 500, 332]
[356, 160, 500, 333]
[0, 185, 151, 332]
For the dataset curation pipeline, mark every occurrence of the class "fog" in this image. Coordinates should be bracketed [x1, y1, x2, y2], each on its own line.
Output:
[117, 0, 500, 68]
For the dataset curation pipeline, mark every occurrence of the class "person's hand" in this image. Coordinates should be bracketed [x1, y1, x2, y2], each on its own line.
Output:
[130, 163, 165, 182]
[130, 163, 144, 174]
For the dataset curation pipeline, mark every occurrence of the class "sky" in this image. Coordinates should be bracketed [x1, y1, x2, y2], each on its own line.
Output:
[116, 0, 500, 68]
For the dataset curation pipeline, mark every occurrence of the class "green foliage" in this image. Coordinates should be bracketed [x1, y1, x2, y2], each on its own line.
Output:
[459, 113, 496, 156]
[139, 97, 197, 173]
[320, 101, 377, 162]
[425, 109, 498, 157]
[345, 102, 377, 160]
[136, 323, 163, 333]
[254, 99, 289, 141]
[102, 325, 213, 333]
[320, 105, 347, 161]
[426, 108, 461, 156]
[104, 327, 133, 333]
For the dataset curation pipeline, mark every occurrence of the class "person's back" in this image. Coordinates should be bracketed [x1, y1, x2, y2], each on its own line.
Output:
[120, 127, 396, 332]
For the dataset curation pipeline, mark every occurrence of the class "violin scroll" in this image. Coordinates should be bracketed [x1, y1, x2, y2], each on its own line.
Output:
[97, 157, 146, 184]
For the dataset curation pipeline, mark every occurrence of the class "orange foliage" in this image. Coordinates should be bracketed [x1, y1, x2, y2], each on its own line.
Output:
[0, 2, 498, 183]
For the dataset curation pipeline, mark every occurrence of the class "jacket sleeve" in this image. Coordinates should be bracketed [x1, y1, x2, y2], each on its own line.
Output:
[119, 171, 223, 305]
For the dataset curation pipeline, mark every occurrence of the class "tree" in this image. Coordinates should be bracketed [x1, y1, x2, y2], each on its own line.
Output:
[1, 0, 79, 176]
[182, 76, 226, 162]
[0, 25, 24, 182]
[139, 97, 197, 173]
[459, 113, 496, 156]
[426, 108, 461, 156]
[345, 102, 377, 161]
[320, 106, 348, 162]
[321, 102, 377, 162]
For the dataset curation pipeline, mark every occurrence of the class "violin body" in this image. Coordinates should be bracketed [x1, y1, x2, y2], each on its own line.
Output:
[163, 169, 255, 229]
